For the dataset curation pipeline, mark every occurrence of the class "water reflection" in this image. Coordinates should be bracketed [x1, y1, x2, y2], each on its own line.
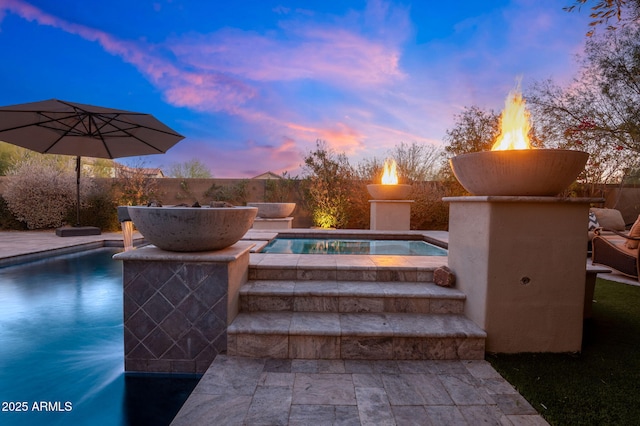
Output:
[262, 238, 447, 256]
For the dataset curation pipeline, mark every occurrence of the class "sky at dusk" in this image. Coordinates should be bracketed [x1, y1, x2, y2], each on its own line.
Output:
[0, 0, 592, 177]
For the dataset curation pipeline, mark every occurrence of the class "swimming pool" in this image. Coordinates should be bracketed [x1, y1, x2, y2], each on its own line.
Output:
[0, 248, 199, 426]
[261, 238, 448, 256]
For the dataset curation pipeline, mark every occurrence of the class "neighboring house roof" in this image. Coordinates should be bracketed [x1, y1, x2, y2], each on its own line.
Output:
[115, 164, 165, 178]
[252, 171, 282, 179]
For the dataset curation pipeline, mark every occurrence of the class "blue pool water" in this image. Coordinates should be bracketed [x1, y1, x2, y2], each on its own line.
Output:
[261, 238, 447, 256]
[0, 248, 199, 426]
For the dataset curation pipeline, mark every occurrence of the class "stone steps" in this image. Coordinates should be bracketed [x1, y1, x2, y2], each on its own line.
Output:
[227, 264, 486, 360]
[239, 280, 466, 314]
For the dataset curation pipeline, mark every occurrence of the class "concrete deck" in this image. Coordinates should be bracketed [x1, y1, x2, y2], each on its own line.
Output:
[9, 229, 630, 424]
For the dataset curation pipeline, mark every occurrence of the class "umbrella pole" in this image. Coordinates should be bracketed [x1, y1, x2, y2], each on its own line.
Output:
[75, 156, 81, 227]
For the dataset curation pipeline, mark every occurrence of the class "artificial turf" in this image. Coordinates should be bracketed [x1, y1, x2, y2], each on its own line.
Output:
[487, 278, 640, 425]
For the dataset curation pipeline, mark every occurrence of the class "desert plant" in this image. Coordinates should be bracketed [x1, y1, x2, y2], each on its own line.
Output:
[204, 180, 249, 205]
[78, 180, 120, 231]
[409, 180, 466, 230]
[264, 172, 300, 202]
[4, 156, 94, 229]
[0, 196, 27, 230]
[303, 140, 366, 229]
[112, 163, 160, 206]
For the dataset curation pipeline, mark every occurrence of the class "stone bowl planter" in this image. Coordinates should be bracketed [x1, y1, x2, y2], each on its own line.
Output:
[449, 149, 589, 196]
[366, 184, 412, 200]
[127, 206, 257, 252]
[246, 202, 296, 218]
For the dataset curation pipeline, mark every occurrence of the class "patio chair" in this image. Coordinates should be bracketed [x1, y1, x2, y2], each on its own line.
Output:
[591, 215, 640, 279]
[588, 208, 627, 241]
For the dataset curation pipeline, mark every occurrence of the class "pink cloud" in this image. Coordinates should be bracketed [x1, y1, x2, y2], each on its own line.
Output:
[286, 122, 365, 155]
[167, 24, 405, 87]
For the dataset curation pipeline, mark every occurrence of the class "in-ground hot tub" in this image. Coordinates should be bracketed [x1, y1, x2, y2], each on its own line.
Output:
[260, 238, 447, 256]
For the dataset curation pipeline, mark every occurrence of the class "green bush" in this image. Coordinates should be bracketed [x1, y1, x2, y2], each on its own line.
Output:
[303, 141, 365, 229]
[76, 181, 120, 231]
[204, 180, 249, 205]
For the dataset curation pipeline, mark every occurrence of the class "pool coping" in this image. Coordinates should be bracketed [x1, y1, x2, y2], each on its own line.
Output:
[0, 230, 146, 268]
[242, 229, 448, 250]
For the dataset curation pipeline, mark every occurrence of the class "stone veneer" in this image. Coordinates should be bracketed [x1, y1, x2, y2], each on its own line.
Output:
[114, 242, 253, 374]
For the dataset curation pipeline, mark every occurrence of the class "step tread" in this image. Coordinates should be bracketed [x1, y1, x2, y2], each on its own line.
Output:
[240, 280, 465, 299]
[228, 311, 486, 339]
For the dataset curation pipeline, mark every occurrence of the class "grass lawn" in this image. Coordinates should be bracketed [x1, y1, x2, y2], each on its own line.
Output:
[487, 278, 640, 425]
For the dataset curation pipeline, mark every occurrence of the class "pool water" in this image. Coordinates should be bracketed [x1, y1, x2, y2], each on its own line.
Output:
[0, 248, 199, 426]
[261, 238, 447, 256]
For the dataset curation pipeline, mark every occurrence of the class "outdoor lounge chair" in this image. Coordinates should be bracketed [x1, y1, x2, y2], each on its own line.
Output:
[589, 208, 627, 241]
[592, 220, 640, 279]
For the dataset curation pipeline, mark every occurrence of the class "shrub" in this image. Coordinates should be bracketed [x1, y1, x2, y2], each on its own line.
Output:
[264, 172, 300, 202]
[303, 141, 364, 229]
[78, 180, 120, 231]
[112, 164, 160, 206]
[204, 180, 249, 205]
[0, 196, 27, 230]
[410, 180, 464, 230]
[4, 157, 94, 229]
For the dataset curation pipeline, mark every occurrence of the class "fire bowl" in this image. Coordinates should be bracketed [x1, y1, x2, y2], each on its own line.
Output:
[246, 202, 296, 218]
[127, 206, 257, 252]
[367, 184, 412, 200]
[449, 149, 589, 196]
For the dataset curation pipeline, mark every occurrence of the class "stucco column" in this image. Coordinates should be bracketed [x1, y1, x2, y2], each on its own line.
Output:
[369, 200, 414, 231]
[444, 196, 595, 353]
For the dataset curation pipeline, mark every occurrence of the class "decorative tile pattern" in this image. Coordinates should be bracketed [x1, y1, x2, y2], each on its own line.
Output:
[123, 259, 239, 374]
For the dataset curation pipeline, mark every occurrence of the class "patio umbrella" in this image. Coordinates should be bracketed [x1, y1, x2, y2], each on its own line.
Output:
[0, 99, 184, 227]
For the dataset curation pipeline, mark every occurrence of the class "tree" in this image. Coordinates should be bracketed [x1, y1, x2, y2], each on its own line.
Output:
[389, 142, 443, 183]
[166, 158, 212, 178]
[442, 106, 501, 158]
[89, 158, 117, 178]
[527, 23, 640, 184]
[354, 142, 444, 183]
[565, 0, 640, 36]
[0, 142, 28, 175]
[354, 156, 384, 182]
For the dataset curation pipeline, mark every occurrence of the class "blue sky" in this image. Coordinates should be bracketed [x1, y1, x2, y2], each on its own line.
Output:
[0, 0, 591, 177]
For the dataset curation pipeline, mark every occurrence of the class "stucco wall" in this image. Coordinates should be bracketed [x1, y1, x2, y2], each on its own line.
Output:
[2, 176, 640, 229]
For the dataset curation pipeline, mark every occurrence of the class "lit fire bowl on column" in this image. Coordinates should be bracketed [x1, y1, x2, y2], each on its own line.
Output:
[128, 206, 257, 252]
[366, 184, 412, 200]
[449, 149, 589, 196]
[367, 158, 412, 200]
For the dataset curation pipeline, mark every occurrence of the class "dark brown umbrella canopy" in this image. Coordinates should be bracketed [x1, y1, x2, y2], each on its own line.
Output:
[0, 99, 185, 227]
[0, 98, 184, 158]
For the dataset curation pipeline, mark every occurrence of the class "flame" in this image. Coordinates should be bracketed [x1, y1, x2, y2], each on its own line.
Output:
[381, 158, 398, 185]
[491, 82, 532, 151]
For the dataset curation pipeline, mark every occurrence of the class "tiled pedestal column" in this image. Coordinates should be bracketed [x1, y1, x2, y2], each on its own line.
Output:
[114, 242, 253, 373]
[369, 200, 414, 230]
[444, 196, 595, 353]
